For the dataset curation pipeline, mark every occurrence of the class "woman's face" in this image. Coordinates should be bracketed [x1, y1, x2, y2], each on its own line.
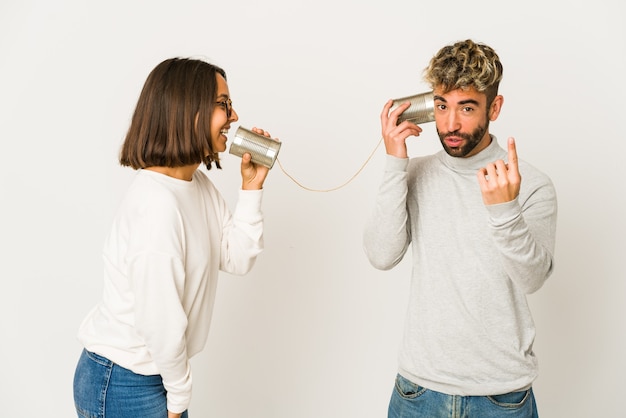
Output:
[210, 73, 238, 153]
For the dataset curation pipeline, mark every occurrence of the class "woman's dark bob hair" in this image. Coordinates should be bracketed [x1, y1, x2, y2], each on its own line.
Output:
[120, 57, 227, 170]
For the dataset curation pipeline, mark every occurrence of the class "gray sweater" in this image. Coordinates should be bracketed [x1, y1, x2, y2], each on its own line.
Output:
[363, 136, 557, 396]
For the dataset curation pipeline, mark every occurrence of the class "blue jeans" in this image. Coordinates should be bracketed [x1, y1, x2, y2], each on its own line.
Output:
[73, 349, 189, 418]
[389, 374, 538, 418]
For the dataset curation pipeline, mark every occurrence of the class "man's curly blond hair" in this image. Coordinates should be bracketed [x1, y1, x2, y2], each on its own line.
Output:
[423, 39, 503, 106]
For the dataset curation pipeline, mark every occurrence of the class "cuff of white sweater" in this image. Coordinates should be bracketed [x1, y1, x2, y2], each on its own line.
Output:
[235, 189, 264, 220]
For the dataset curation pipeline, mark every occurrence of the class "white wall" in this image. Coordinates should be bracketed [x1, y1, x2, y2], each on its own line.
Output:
[1, 1, 624, 417]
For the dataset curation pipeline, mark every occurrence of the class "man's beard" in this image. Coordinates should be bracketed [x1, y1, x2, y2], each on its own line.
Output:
[438, 119, 489, 157]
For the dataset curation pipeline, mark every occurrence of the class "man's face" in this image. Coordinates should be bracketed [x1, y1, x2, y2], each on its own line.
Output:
[433, 87, 501, 158]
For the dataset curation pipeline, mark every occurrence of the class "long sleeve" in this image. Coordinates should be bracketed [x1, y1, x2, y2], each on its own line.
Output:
[129, 251, 191, 412]
[122, 187, 195, 413]
[219, 189, 264, 275]
[363, 155, 411, 270]
[486, 169, 558, 294]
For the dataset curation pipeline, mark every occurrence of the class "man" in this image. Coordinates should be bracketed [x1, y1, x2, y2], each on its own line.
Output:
[363, 39, 557, 418]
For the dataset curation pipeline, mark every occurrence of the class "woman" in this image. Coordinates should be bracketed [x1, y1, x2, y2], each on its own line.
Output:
[73, 57, 274, 418]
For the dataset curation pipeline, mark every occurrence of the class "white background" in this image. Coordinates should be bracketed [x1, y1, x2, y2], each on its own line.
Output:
[1, 1, 624, 417]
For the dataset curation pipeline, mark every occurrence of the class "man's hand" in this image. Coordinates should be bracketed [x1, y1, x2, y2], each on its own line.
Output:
[477, 137, 521, 205]
[380, 100, 423, 159]
[240, 127, 274, 190]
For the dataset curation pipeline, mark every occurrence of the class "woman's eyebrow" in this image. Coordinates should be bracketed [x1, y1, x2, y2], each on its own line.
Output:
[216, 93, 230, 100]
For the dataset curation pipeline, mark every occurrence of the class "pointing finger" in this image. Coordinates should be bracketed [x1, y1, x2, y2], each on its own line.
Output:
[507, 137, 518, 170]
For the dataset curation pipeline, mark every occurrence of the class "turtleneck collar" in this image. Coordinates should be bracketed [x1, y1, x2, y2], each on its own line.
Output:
[438, 135, 506, 173]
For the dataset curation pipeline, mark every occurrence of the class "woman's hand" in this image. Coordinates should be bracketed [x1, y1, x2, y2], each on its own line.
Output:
[168, 411, 182, 418]
[240, 127, 276, 190]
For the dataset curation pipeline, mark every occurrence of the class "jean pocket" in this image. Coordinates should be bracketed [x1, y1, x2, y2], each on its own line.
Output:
[487, 389, 530, 408]
[394, 374, 427, 399]
[85, 350, 114, 367]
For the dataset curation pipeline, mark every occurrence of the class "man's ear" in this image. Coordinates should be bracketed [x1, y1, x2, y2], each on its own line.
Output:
[489, 95, 504, 121]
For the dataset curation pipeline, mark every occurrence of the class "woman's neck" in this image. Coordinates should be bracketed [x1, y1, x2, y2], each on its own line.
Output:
[145, 164, 199, 181]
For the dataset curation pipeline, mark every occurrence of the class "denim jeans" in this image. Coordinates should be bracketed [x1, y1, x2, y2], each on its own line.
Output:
[389, 374, 538, 418]
[73, 349, 189, 418]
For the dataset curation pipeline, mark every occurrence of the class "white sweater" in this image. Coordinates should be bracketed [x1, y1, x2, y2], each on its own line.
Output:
[363, 137, 557, 396]
[78, 169, 264, 413]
